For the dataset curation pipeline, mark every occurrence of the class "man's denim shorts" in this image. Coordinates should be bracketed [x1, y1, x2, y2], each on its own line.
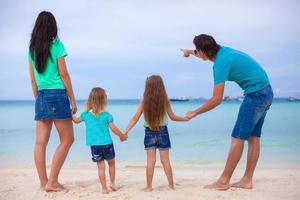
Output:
[144, 126, 171, 150]
[35, 89, 72, 120]
[90, 144, 115, 162]
[232, 85, 273, 140]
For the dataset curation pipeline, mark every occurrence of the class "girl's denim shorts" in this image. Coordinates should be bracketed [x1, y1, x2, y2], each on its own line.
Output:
[35, 89, 72, 120]
[144, 126, 171, 150]
[90, 144, 115, 162]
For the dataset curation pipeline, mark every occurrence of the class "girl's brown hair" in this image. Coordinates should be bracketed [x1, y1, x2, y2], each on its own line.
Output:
[143, 75, 169, 131]
[85, 87, 107, 115]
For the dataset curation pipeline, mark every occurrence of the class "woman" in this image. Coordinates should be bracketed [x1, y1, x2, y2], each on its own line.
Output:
[28, 11, 77, 192]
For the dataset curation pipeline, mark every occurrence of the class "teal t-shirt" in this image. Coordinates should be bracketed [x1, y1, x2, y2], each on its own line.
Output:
[80, 111, 114, 146]
[28, 38, 67, 90]
[213, 47, 270, 94]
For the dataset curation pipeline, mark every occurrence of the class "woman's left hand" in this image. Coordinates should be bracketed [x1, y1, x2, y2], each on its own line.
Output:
[71, 100, 77, 114]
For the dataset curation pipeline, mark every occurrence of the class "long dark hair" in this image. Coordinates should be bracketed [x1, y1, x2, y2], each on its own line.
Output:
[193, 34, 220, 60]
[29, 11, 58, 73]
[143, 75, 169, 131]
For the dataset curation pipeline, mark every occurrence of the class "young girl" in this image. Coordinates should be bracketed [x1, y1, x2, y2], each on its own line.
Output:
[72, 87, 127, 194]
[124, 75, 189, 192]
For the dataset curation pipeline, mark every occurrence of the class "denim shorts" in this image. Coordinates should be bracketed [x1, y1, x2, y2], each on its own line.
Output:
[232, 85, 273, 140]
[35, 89, 72, 120]
[90, 144, 115, 162]
[144, 126, 171, 150]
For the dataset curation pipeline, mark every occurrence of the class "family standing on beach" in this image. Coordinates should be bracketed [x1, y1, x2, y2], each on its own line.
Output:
[28, 11, 273, 193]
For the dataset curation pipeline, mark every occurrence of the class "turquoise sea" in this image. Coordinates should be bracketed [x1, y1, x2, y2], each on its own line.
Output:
[0, 100, 299, 167]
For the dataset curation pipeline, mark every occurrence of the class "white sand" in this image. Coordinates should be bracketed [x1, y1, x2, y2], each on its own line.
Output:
[1, 162, 300, 200]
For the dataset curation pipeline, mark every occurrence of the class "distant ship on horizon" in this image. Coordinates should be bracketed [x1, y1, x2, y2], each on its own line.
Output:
[170, 96, 189, 102]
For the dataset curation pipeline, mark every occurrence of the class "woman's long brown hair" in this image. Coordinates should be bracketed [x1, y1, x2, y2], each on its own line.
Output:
[85, 87, 107, 115]
[143, 75, 169, 131]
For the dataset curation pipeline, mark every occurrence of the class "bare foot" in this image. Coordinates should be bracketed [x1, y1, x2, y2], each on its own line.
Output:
[231, 179, 253, 189]
[45, 182, 67, 192]
[110, 184, 118, 191]
[39, 185, 46, 191]
[39, 180, 48, 191]
[143, 187, 153, 192]
[204, 181, 230, 191]
[102, 188, 109, 194]
[168, 184, 175, 190]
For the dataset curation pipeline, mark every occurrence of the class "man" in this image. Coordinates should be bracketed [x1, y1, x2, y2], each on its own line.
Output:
[181, 34, 273, 190]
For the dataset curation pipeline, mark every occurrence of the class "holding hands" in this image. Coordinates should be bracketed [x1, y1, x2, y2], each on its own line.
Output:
[181, 116, 191, 121]
[185, 110, 198, 119]
[119, 133, 128, 142]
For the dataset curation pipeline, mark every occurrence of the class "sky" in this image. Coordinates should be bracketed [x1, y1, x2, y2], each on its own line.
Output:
[0, 0, 299, 100]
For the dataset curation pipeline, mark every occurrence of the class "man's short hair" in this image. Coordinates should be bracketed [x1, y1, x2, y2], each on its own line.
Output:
[193, 34, 220, 60]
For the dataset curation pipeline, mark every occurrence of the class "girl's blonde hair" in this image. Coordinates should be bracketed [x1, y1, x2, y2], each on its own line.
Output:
[143, 75, 169, 131]
[85, 87, 107, 115]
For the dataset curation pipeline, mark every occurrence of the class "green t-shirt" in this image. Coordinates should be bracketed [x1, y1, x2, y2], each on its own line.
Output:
[80, 111, 114, 146]
[28, 38, 67, 90]
[213, 47, 270, 94]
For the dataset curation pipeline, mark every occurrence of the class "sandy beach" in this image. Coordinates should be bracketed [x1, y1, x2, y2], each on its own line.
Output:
[1, 162, 300, 200]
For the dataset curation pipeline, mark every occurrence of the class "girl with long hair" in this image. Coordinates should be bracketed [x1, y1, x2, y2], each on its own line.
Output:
[124, 75, 189, 192]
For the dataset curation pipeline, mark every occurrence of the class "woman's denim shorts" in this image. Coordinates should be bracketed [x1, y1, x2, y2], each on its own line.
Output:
[232, 85, 273, 140]
[35, 89, 72, 120]
[144, 126, 171, 150]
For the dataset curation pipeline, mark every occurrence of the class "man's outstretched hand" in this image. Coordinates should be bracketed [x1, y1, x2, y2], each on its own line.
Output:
[180, 48, 191, 57]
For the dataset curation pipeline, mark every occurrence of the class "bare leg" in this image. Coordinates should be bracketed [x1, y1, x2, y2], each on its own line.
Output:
[205, 137, 244, 190]
[34, 120, 53, 190]
[231, 136, 260, 189]
[97, 161, 108, 194]
[144, 149, 156, 192]
[45, 119, 74, 192]
[107, 159, 117, 191]
[159, 150, 174, 189]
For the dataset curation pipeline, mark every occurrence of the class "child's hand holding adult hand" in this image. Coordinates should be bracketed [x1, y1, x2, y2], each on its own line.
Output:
[120, 134, 128, 142]
[183, 116, 190, 121]
[186, 111, 197, 119]
[72, 114, 76, 120]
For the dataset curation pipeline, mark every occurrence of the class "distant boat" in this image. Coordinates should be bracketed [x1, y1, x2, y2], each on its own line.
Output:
[287, 97, 300, 102]
[170, 96, 189, 102]
[223, 96, 244, 102]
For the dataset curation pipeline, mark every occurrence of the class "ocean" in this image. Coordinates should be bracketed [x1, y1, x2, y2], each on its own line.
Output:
[0, 100, 299, 167]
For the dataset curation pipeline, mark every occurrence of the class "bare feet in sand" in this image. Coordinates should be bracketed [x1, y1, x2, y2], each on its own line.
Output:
[110, 183, 118, 191]
[39, 180, 48, 191]
[45, 182, 67, 192]
[102, 188, 109, 194]
[168, 184, 175, 190]
[231, 179, 253, 189]
[40, 185, 46, 191]
[204, 181, 230, 191]
[143, 187, 153, 192]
